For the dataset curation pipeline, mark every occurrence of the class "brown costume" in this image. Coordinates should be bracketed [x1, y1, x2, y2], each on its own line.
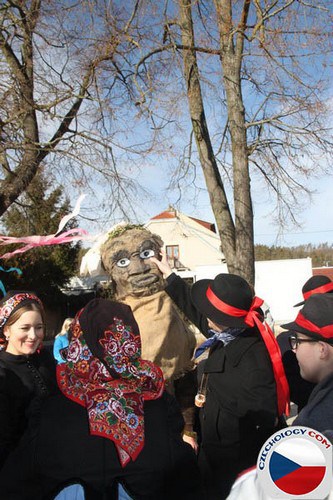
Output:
[124, 293, 195, 384]
[100, 226, 197, 431]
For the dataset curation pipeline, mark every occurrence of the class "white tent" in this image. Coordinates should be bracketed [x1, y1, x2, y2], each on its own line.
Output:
[61, 275, 102, 296]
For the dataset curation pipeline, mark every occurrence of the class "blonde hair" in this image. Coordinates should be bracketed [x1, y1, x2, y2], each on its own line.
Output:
[57, 317, 73, 337]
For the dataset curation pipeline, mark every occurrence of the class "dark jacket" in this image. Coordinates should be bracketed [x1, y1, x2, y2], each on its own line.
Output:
[293, 372, 333, 432]
[166, 274, 210, 336]
[165, 273, 279, 499]
[0, 391, 203, 500]
[276, 330, 315, 411]
[0, 348, 58, 469]
[198, 333, 278, 463]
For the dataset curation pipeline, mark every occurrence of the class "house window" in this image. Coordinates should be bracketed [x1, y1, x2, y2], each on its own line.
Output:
[166, 245, 180, 268]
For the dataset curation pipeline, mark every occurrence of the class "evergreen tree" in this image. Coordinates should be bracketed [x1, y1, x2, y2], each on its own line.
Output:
[0, 172, 81, 302]
[255, 243, 333, 267]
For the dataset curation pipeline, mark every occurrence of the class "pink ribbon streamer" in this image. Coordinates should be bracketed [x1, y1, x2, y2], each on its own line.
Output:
[0, 194, 93, 260]
[0, 228, 92, 259]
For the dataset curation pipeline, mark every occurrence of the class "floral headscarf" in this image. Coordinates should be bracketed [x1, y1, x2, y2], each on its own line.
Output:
[57, 298, 164, 467]
[0, 291, 43, 330]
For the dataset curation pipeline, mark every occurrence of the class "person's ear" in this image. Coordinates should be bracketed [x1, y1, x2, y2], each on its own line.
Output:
[318, 341, 330, 360]
[3, 326, 10, 340]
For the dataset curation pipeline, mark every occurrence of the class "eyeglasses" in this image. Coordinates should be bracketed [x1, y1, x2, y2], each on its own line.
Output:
[288, 335, 318, 350]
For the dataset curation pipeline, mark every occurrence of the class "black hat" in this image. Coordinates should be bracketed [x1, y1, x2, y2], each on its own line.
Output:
[294, 275, 333, 307]
[282, 294, 333, 343]
[190, 273, 255, 327]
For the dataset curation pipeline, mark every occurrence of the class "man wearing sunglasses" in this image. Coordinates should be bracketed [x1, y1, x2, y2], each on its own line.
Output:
[281, 293, 333, 432]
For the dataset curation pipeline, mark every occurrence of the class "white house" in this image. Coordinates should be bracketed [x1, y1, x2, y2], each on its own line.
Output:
[145, 207, 226, 271]
[79, 208, 226, 281]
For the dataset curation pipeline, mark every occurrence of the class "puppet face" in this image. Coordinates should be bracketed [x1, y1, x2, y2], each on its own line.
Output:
[101, 229, 164, 299]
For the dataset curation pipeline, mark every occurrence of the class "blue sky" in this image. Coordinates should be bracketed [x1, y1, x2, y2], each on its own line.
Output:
[93, 157, 332, 252]
[113, 164, 333, 249]
[62, 0, 332, 250]
[252, 175, 333, 247]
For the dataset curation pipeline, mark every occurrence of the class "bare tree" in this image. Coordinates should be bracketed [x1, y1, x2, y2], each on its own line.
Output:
[133, 0, 332, 283]
[0, 0, 164, 223]
[1, 1, 332, 282]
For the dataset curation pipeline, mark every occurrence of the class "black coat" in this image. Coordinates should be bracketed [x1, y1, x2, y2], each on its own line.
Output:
[0, 391, 204, 500]
[293, 371, 333, 432]
[276, 330, 315, 411]
[0, 348, 58, 469]
[197, 333, 278, 489]
[165, 274, 279, 499]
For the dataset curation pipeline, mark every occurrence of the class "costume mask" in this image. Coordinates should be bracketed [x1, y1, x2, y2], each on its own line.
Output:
[101, 228, 164, 299]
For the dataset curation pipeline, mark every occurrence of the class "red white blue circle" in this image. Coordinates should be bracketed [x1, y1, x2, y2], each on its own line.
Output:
[269, 438, 325, 495]
[257, 427, 332, 499]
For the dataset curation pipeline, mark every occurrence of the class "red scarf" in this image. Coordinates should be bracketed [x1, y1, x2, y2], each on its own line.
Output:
[57, 304, 164, 466]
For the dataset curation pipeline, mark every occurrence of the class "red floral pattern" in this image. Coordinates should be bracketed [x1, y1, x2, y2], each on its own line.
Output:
[57, 312, 164, 466]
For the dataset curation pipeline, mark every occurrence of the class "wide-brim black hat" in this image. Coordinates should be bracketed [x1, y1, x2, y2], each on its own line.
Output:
[190, 273, 254, 328]
[294, 275, 333, 307]
[282, 294, 333, 341]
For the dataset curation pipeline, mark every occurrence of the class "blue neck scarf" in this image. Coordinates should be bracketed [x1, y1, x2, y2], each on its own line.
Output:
[194, 327, 245, 359]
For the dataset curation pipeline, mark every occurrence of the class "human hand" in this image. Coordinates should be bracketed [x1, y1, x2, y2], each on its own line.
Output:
[182, 433, 199, 454]
[150, 249, 173, 278]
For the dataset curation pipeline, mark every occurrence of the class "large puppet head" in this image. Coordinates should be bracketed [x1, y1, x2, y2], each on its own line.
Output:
[100, 226, 164, 300]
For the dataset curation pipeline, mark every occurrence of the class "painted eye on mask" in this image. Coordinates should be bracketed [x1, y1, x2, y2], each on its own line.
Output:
[116, 257, 131, 267]
[140, 249, 155, 259]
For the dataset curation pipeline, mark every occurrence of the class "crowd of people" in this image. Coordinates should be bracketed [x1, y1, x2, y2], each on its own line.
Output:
[0, 250, 332, 499]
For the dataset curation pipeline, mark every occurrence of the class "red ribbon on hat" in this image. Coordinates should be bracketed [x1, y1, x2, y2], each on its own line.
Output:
[303, 282, 333, 301]
[206, 286, 290, 416]
[294, 311, 333, 339]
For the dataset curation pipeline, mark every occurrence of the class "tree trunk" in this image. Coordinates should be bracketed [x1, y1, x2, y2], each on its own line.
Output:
[179, 0, 254, 283]
[213, 0, 254, 284]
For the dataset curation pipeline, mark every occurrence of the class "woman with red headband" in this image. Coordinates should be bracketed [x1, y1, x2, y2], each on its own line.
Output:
[0, 298, 203, 499]
[0, 290, 58, 469]
[151, 254, 289, 500]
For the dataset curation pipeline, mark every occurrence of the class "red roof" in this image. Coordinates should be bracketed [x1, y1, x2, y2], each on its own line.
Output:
[150, 210, 216, 233]
[189, 216, 216, 233]
[151, 210, 176, 220]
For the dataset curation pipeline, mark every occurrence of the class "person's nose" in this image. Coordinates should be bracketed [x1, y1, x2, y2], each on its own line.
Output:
[27, 328, 38, 339]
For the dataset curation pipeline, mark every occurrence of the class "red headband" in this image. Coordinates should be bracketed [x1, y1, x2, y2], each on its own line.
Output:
[206, 287, 263, 326]
[303, 282, 333, 301]
[0, 292, 43, 330]
[294, 311, 333, 339]
[206, 286, 290, 416]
